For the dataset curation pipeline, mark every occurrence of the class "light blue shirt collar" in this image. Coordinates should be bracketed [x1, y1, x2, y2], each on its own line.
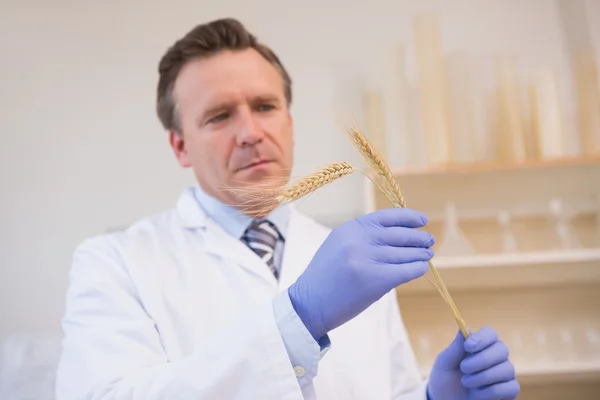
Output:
[192, 184, 291, 240]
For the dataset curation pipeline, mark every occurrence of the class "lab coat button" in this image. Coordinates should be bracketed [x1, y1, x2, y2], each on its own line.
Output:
[294, 365, 306, 377]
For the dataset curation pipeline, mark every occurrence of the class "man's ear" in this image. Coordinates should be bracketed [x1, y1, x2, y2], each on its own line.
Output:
[169, 130, 192, 168]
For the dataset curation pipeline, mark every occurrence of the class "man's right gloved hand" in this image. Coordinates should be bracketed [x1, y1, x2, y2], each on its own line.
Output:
[288, 208, 435, 342]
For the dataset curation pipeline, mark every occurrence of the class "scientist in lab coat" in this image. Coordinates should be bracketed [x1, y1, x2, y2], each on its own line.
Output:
[55, 18, 520, 400]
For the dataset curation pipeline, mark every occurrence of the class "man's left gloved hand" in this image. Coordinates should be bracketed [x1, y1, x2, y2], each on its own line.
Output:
[427, 327, 520, 400]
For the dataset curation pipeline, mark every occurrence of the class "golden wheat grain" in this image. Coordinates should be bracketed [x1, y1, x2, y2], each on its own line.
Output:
[347, 127, 406, 208]
[276, 162, 355, 204]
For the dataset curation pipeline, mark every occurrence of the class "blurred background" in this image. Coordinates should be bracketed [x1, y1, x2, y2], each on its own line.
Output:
[1, 0, 599, 398]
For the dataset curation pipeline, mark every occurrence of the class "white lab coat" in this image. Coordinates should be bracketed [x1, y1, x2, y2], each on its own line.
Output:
[55, 187, 428, 400]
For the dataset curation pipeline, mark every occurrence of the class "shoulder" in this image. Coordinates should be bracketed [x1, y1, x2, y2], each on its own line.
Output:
[78, 207, 180, 251]
[69, 208, 183, 282]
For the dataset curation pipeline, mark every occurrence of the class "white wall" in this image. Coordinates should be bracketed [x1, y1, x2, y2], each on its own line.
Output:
[0, 0, 596, 337]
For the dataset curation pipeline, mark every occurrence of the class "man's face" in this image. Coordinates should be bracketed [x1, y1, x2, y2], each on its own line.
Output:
[169, 48, 294, 214]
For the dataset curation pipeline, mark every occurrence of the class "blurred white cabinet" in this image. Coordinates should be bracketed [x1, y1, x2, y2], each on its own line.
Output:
[363, 155, 600, 399]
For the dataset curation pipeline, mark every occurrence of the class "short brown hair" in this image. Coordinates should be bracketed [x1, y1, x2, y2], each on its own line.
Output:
[156, 18, 292, 132]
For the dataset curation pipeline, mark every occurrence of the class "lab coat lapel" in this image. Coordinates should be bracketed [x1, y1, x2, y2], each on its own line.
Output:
[203, 218, 278, 287]
[278, 208, 330, 290]
[176, 188, 278, 288]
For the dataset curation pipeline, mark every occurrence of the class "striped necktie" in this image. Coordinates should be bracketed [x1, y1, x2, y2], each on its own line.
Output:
[241, 219, 281, 279]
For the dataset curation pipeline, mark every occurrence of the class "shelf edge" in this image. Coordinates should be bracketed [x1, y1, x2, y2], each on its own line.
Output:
[432, 248, 600, 270]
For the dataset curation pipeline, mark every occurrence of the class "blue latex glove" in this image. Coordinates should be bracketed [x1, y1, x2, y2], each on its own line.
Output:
[288, 208, 434, 341]
[427, 327, 520, 400]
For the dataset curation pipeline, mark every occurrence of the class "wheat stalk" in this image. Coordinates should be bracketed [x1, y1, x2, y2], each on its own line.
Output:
[346, 126, 470, 339]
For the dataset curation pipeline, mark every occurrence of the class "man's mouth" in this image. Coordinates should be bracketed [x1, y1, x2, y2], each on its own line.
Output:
[238, 159, 273, 171]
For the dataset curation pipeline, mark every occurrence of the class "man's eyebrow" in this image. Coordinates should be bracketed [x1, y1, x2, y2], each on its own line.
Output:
[251, 94, 281, 104]
[199, 94, 282, 120]
[201, 101, 234, 119]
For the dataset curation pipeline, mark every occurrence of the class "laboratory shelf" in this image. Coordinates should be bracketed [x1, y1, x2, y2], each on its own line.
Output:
[418, 359, 600, 386]
[517, 359, 600, 384]
[387, 154, 600, 177]
[362, 153, 600, 397]
[397, 248, 600, 294]
[363, 155, 600, 217]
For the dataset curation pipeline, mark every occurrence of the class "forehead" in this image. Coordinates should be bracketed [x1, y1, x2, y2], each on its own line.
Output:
[173, 49, 286, 113]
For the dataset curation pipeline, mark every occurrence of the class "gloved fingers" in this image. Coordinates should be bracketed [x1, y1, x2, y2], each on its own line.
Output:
[432, 329, 467, 370]
[460, 341, 510, 374]
[372, 245, 434, 265]
[361, 208, 428, 228]
[461, 360, 516, 388]
[384, 260, 430, 285]
[375, 226, 435, 248]
[468, 378, 520, 400]
[464, 326, 499, 353]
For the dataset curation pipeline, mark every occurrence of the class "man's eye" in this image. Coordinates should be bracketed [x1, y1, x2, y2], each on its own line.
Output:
[209, 113, 229, 123]
[257, 104, 274, 112]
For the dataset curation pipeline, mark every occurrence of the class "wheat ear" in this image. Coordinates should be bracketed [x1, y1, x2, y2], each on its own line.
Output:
[276, 162, 356, 204]
[347, 128, 405, 208]
[224, 162, 357, 217]
[346, 126, 470, 339]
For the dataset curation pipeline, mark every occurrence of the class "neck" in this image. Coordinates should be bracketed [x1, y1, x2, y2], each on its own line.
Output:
[235, 196, 280, 219]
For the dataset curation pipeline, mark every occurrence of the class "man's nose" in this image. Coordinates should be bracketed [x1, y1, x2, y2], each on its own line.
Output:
[236, 109, 264, 147]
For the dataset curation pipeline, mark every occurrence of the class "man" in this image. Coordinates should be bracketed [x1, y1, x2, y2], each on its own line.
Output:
[55, 18, 520, 400]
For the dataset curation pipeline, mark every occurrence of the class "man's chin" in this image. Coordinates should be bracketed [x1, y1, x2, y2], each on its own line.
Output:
[228, 171, 290, 216]
[235, 168, 288, 189]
